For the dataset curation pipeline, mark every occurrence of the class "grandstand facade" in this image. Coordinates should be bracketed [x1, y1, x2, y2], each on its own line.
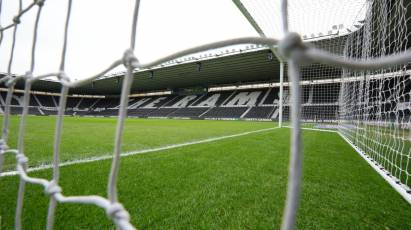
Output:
[0, 36, 345, 123]
[0, 83, 339, 122]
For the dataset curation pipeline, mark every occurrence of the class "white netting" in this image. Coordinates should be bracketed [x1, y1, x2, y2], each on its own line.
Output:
[233, 0, 365, 124]
[235, 1, 411, 229]
[0, 0, 411, 230]
[339, 0, 411, 189]
[237, 0, 368, 39]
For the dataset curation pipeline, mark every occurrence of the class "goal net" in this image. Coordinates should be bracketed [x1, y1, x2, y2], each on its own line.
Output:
[339, 0, 411, 192]
[235, 0, 411, 215]
[0, 0, 410, 230]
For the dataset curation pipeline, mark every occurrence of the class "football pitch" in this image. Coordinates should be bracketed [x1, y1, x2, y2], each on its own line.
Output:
[0, 116, 410, 229]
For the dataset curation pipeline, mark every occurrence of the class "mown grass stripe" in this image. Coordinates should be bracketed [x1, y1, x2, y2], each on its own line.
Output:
[0, 127, 279, 177]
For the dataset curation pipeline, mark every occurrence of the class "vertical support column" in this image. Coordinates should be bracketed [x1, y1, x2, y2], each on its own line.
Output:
[279, 61, 284, 127]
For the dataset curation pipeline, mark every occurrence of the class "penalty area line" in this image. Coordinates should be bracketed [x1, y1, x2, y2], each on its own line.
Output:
[0, 127, 279, 177]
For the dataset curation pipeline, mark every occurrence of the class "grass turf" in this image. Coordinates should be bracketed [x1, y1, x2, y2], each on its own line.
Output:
[1, 116, 274, 171]
[0, 117, 410, 229]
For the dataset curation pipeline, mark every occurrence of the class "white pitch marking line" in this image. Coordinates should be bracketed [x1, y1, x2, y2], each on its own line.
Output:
[338, 132, 411, 204]
[283, 126, 338, 133]
[0, 127, 279, 177]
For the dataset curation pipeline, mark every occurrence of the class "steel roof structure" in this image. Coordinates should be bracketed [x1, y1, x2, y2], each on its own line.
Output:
[0, 36, 346, 96]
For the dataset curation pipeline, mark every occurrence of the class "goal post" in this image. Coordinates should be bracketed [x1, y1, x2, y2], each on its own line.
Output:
[279, 61, 284, 127]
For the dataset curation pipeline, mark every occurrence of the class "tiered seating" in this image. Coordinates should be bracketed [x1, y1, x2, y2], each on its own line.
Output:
[64, 110, 75, 116]
[66, 97, 80, 108]
[222, 89, 266, 107]
[128, 108, 157, 117]
[72, 110, 91, 116]
[78, 98, 99, 109]
[128, 97, 153, 109]
[88, 109, 118, 116]
[35, 95, 56, 107]
[312, 84, 340, 104]
[145, 96, 179, 108]
[29, 96, 39, 106]
[169, 107, 209, 118]
[42, 109, 58, 115]
[302, 105, 338, 121]
[202, 107, 248, 119]
[9, 107, 23, 115]
[9, 106, 42, 115]
[93, 98, 119, 109]
[243, 106, 276, 119]
[281, 106, 290, 121]
[261, 88, 279, 105]
[31, 107, 43, 115]
[0, 85, 342, 121]
[191, 92, 232, 107]
[0, 92, 21, 106]
[147, 108, 179, 117]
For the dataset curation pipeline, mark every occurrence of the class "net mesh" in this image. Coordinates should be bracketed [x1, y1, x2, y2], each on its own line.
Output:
[234, 3, 411, 229]
[339, 0, 411, 189]
[0, 0, 411, 230]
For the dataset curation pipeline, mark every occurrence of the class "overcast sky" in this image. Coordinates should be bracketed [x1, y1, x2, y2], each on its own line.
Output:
[0, 0, 259, 79]
[0, 0, 366, 80]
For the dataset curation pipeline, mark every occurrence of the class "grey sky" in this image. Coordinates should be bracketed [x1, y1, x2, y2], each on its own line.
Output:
[0, 0, 257, 79]
[0, 0, 366, 80]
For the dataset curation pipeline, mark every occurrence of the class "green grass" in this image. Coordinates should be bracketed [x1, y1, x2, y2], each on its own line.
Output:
[1, 116, 274, 171]
[341, 123, 411, 188]
[0, 117, 410, 229]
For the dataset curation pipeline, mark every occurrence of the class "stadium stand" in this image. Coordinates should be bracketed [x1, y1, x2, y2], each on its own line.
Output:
[0, 85, 341, 120]
[93, 97, 119, 109]
[0, 39, 347, 121]
[42, 109, 58, 116]
[89, 108, 119, 116]
[243, 106, 276, 119]
[169, 107, 209, 118]
[191, 91, 233, 107]
[148, 108, 179, 117]
[35, 94, 57, 107]
[8, 106, 43, 115]
[1, 92, 21, 106]
[202, 107, 249, 119]
[77, 98, 100, 109]
[66, 97, 81, 108]
[128, 108, 157, 117]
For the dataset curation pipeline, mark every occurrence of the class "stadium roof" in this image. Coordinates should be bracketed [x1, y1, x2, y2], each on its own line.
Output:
[0, 36, 347, 96]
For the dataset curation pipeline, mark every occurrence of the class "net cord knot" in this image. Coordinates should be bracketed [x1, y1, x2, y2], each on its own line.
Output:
[278, 32, 309, 64]
[16, 154, 28, 165]
[106, 202, 130, 222]
[45, 181, 62, 196]
[13, 16, 21, 25]
[58, 71, 71, 85]
[36, 0, 45, 7]
[122, 49, 139, 69]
